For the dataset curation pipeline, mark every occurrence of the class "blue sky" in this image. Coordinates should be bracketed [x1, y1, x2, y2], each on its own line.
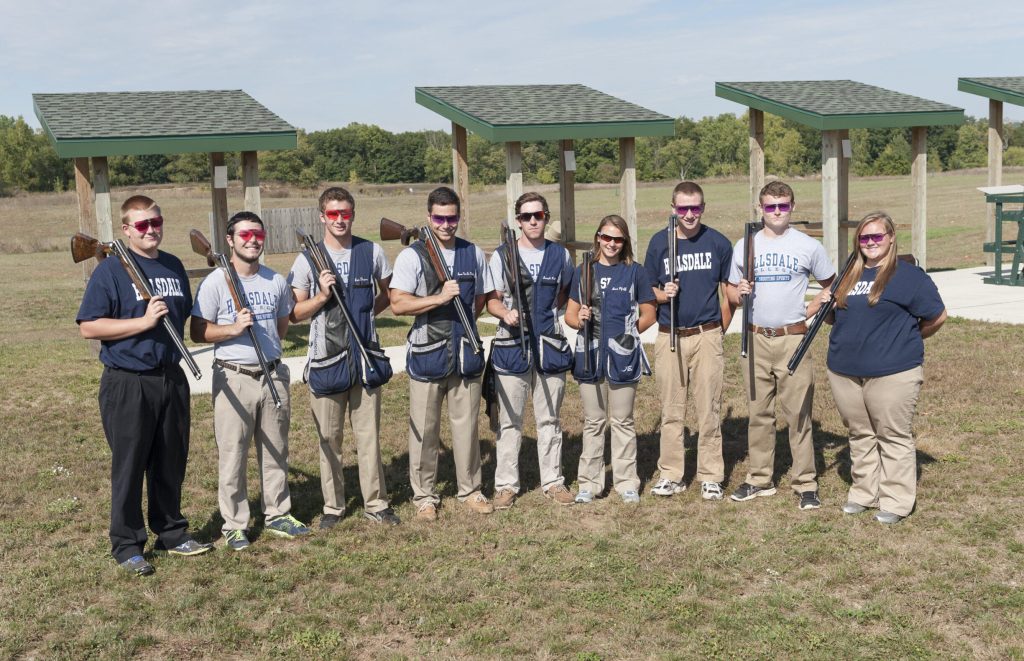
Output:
[3, 0, 1023, 133]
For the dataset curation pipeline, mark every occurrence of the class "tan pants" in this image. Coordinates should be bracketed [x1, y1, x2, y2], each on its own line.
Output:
[828, 366, 923, 517]
[212, 363, 292, 531]
[653, 330, 725, 483]
[578, 381, 640, 495]
[494, 369, 566, 492]
[408, 374, 483, 505]
[310, 384, 390, 516]
[743, 333, 817, 493]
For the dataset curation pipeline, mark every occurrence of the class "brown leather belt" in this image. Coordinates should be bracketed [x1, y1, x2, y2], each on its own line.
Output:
[747, 322, 807, 338]
[658, 321, 722, 337]
[215, 358, 280, 379]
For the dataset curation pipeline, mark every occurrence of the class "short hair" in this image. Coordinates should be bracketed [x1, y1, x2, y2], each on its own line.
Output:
[226, 210, 264, 235]
[759, 181, 795, 205]
[427, 186, 461, 215]
[671, 181, 704, 203]
[515, 191, 550, 217]
[318, 186, 355, 214]
[591, 214, 635, 265]
[120, 195, 160, 224]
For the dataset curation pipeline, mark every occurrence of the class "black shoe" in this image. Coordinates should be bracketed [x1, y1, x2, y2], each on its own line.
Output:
[364, 507, 401, 526]
[154, 539, 214, 556]
[798, 491, 821, 510]
[730, 482, 777, 502]
[319, 513, 342, 530]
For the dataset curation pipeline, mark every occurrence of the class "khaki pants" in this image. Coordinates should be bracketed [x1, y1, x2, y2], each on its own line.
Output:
[653, 330, 725, 483]
[212, 363, 292, 531]
[310, 384, 390, 516]
[578, 381, 640, 495]
[828, 366, 923, 517]
[408, 374, 483, 506]
[494, 369, 567, 492]
[743, 333, 817, 493]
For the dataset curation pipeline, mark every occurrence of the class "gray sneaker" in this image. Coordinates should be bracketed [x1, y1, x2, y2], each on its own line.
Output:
[701, 481, 724, 501]
[575, 490, 594, 504]
[842, 502, 868, 515]
[364, 508, 401, 526]
[730, 482, 777, 502]
[119, 555, 155, 576]
[620, 490, 641, 504]
[875, 511, 904, 524]
[223, 529, 250, 551]
[155, 539, 214, 556]
[266, 514, 311, 539]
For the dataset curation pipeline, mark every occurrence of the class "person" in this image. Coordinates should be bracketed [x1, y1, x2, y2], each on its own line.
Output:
[389, 186, 493, 520]
[486, 192, 576, 509]
[77, 195, 212, 576]
[727, 181, 835, 510]
[644, 182, 734, 501]
[289, 187, 400, 529]
[565, 214, 657, 504]
[191, 211, 310, 550]
[824, 212, 946, 524]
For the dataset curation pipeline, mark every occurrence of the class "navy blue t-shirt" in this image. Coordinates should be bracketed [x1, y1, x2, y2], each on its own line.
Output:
[77, 249, 193, 371]
[827, 260, 944, 378]
[643, 224, 732, 327]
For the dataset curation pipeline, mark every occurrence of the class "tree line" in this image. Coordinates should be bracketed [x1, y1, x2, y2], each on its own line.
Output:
[2, 112, 1023, 195]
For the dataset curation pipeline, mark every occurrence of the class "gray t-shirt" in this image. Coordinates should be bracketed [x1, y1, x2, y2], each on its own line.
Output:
[192, 265, 293, 363]
[729, 227, 835, 327]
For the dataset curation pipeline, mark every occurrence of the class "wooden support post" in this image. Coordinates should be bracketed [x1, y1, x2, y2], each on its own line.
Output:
[451, 122, 469, 238]
[911, 127, 928, 270]
[92, 156, 113, 243]
[559, 139, 577, 261]
[749, 109, 765, 222]
[210, 152, 229, 253]
[821, 131, 841, 268]
[74, 157, 96, 283]
[505, 141, 523, 227]
[241, 151, 261, 216]
[986, 99, 1004, 266]
[619, 137, 637, 242]
[838, 128, 850, 265]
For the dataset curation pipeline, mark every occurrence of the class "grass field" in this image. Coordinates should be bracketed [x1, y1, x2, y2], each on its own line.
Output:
[1, 172, 1023, 659]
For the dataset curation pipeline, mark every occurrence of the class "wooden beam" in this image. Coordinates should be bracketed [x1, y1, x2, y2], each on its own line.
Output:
[92, 156, 113, 243]
[619, 137, 637, 242]
[986, 99, 1004, 266]
[749, 109, 765, 221]
[505, 141, 523, 227]
[911, 127, 928, 270]
[241, 151, 261, 217]
[838, 128, 850, 265]
[559, 139, 578, 261]
[821, 130, 841, 267]
[210, 152, 229, 253]
[451, 122, 469, 238]
[74, 157, 96, 284]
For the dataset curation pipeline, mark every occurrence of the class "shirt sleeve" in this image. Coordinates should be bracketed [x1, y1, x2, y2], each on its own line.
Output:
[568, 266, 581, 304]
[717, 235, 734, 284]
[276, 274, 294, 318]
[727, 238, 744, 285]
[643, 235, 663, 287]
[191, 273, 224, 322]
[373, 243, 393, 280]
[635, 265, 656, 304]
[76, 260, 117, 323]
[906, 268, 946, 320]
[486, 251, 506, 294]
[476, 246, 493, 296]
[389, 248, 422, 294]
[809, 241, 836, 282]
[288, 253, 313, 294]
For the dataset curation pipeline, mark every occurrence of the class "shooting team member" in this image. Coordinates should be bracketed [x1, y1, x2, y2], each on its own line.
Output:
[289, 187, 400, 529]
[486, 192, 576, 509]
[566, 214, 657, 505]
[191, 211, 310, 550]
[728, 181, 835, 510]
[77, 195, 212, 576]
[645, 182, 734, 501]
[389, 186, 493, 520]
[825, 212, 946, 524]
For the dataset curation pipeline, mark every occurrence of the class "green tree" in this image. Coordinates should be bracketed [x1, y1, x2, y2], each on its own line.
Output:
[0, 115, 69, 193]
[948, 121, 987, 170]
[872, 133, 912, 176]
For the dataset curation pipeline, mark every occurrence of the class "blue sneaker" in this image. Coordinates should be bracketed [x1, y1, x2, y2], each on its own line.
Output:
[620, 490, 641, 504]
[155, 539, 214, 556]
[575, 490, 594, 504]
[223, 529, 250, 551]
[266, 514, 311, 539]
[119, 555, 155, 576]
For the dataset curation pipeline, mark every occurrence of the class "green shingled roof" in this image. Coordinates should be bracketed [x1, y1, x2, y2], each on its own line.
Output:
[415, 84, 675, 142]
[715, 80, 964, 130]
[958, 77, 1024, 108]
[33, 90, 297, 158]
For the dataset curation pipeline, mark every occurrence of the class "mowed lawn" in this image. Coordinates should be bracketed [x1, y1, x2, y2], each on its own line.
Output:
[0, 173, 1022, 658]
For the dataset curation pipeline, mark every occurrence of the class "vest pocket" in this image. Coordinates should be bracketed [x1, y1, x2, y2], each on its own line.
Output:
[306, 349, 357, 395]
[359, 342, 393, 389]
[572, 332, 599, 382]
[491, 335, 530, 375]
[538, 333, 573, 374]
[458, 336, 486, 378]
[407, 338, 451, 381]
[605, 333, 646, 384]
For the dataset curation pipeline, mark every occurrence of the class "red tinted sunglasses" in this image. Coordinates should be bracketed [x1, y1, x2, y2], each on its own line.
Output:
[235, 229, 266, 242]
[128, 216, 163, 232]
[597, 232, 625, 245]
[324, 209, 353, 221]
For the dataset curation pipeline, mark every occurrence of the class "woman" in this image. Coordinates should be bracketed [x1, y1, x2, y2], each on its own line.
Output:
[825, 211, 946, 524]
[565, 215, 657, 504]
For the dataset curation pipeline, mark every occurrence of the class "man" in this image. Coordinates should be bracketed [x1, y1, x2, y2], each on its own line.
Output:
[486, 192, 575, 509]
[77, 195, 212, 576]
[191, 211, 310, 550]
[645, 182, 734, 501]
[727, 181, 835, 510]
[389, 186, 493, 520]
[289, 187, 400, 529]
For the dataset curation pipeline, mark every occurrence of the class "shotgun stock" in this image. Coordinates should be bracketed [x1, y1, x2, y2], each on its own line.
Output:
[379, 217, 418, 245]
[500, 222, 529, 357]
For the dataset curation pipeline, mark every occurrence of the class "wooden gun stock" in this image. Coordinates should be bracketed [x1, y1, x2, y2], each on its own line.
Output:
[379, 217, 418, 245]
[71, 232, 107, 264]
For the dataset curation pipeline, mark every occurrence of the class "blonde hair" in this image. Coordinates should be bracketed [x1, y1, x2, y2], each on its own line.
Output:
[834, 211, 898, 309]
[120, 195, 160, 225]
[591, 215, 634, 264]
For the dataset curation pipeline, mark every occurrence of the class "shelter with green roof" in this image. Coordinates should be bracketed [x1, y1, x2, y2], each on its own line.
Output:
[415, 84, 675, 249]
[716, 80, 965, 269]
[33, 90, 297, 254]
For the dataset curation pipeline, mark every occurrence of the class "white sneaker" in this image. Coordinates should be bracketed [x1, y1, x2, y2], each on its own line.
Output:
[575, 490, 594, 504]
[651, 478, 685, 497]
[620, 490, 641, 504]
[701, 481, 724, 501]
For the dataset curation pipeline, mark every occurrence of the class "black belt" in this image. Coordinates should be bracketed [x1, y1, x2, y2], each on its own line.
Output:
[215, 358, 280, 379]
[747, 322, 807, 338]
[106, 365, 169, 376]
[658, 321, 722, 337]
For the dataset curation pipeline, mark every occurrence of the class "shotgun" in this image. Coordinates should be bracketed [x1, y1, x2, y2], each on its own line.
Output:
[740, 221, 761, 359]
[580, 250, 594, 377]
[786, 250, 857, 375]
[667, 214, 678, 352]
[500, 221, 529, 357]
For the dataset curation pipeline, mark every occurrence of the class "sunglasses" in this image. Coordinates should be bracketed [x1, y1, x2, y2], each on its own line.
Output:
[430, 214, 460, 225]
[516, 211, 547, 222]
[597, 232, 625, 245]
[324, 209, 353, 221]
[235, 229, 267, 242]
[858, 232, 889, 245]
[127, 216, 163, 233]
[673, 205, 704, 216]
[762, 203, 792, 213]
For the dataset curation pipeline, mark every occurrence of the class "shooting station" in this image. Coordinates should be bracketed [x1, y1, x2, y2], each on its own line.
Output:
[32, 90, 297, 272]
[715, 80, 965, 270]
[957, 77, 1024, 285]
[414, 84, 675, 256]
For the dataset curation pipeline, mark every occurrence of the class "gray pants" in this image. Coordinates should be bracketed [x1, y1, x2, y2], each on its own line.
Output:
[494, 369, 567, 492]
[577, 381, 640, 496]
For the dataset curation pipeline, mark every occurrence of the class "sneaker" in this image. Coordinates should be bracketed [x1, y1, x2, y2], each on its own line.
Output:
[651, 478, 685, 497]
[799, 491, 821, 510]
[319, 513, 342, 530]
[493, 488, 518, 510]
[544, 484, 575, 506]
[119, 555, 155, 576]
[155, 539, 214, 556]
[875, 511, 904, 524]
[265, 514, 311, 539]
[575, 490, 594, 504]
[620, 490, 641, 504]
[223, 529, 250, 551]
[463, 493, 494, 514]
[701, 481, 724, 501]
[416, 502, 438, 522]
[730, 482, 777, 502]
[842, 502, 868, 515]
[364, 508, 401, 526]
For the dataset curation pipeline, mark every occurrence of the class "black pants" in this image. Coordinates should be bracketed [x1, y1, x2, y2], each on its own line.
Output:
[99, 365, 191, 562]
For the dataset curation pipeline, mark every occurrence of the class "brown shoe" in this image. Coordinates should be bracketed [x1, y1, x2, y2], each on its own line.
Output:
[415, 502, 438, 522]
[493, 488, 517, 510]
[463, 493, 494, 514]
[544, 484, 575, 506]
